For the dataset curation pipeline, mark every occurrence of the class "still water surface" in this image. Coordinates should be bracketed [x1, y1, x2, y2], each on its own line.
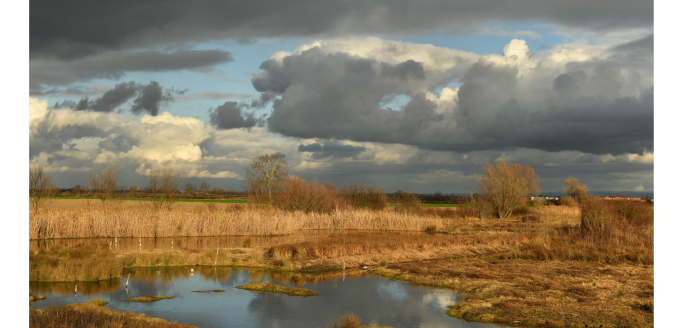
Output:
[30, 267, 507, 328]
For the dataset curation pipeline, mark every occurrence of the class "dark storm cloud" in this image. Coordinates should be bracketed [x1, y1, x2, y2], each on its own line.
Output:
[52, 81, 181, 116]
[98, 134, 139, 153]
[380, 60, 426, 81]
[30, 125, 110, 159]
[253, 40, 653, 155]
[30, 0, 652, 60]
[54, 81, 141, 112]
[208, 101, 257, 129]
[30, 50, 232, 90]
[298, 140, 366, 159]
[130, 81, 175, 116]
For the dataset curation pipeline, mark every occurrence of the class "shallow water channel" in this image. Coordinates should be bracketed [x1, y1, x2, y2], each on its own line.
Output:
[30, 267, 507, 328]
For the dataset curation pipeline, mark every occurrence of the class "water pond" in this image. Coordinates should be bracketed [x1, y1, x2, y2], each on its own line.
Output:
[30, 267, 507, 328]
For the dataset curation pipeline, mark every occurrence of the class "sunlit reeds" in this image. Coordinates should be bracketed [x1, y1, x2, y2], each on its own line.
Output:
[30, 206, 446, 239]
[30, 303, 197, 328]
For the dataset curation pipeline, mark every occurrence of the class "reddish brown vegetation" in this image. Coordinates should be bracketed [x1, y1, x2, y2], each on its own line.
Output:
[30, 303, 196, 328]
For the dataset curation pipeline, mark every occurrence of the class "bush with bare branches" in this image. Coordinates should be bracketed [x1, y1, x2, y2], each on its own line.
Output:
[88, 164, 120, 207]
[275, 177, 343, 213]
[563, 176, 588, 203]
[146, 167, 182, 210]
[339, 183, 388, 210]
[394, 189, 421, 214]
[245, 153, 289, 204]
[476, 159, 540, 218]
[29, 163, 52, 212]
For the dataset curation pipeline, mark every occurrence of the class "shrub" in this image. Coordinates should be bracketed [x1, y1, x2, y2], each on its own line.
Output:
[580, 198, 617, 234]
[424, 225, 437, 234]
[471, 194, 496, 219]
[339, 183, 388, 210]
[275, 177, 342, 213]
[559, 196, 579, 207]
[519, 214, 540, 223]
[612, 200, 653, 226]
[395, 189, 421, 214]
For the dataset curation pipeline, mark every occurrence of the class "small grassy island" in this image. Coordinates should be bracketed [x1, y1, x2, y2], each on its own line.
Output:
[237, 283, 319, 297]
[124, 296, 175, 303]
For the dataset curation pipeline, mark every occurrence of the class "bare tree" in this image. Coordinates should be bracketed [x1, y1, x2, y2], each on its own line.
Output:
[128, 185, 138, 198]
[184, 183, 197, 195]
[244, 153, 289, 204]
[29, 164, 52, 212]
[88, 164, 120, 207]
[199, 181, 210, 195]
[160, 168, 183, 209]
[476, 159, 540, 219]
[146, 167, 182, 209]
[563, 177, 588, 203]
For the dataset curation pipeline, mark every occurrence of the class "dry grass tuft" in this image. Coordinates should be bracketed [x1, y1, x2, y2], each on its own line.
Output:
[124, 296, 175, 303]
[237, 283, 319, 297]
[30, 303, 196, 327]
[326, 313, 389, 328]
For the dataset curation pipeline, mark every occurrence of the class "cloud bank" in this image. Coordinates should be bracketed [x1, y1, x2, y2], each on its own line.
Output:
[252, 37, 653, 155]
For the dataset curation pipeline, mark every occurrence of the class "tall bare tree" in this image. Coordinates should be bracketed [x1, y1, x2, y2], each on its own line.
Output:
[244, 153, 289, 204]
[146, 167, 182, 209]
[88, 164, 120, 207]
[29, 163, 52, 212]
[199, 181, 210, 195]
[563, 177, 588, 203]
[476, 159, 540, 219]
[184, 183, 197, 195]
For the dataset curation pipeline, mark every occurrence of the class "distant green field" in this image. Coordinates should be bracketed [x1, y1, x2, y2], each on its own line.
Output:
[44, 196, 247, 204]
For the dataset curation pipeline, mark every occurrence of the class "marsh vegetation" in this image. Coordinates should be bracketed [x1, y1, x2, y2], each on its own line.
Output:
[28, 158, 653, 327]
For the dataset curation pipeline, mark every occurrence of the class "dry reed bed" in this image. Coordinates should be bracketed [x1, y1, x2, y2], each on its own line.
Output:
[30, 206, 446, 239]
[30, 303, 197, 328]
[536, 205, 581, 218]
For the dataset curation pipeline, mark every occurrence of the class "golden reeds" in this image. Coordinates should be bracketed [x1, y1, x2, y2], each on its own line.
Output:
[30, 206, 446, 239]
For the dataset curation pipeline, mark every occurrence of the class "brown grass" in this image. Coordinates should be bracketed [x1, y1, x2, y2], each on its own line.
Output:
[124, 296, 175, 303]
[30, 303, 197, 327]
[30, 206, 446, 239]
[536, 205, 581, 218]
[373, 258, 653, 328]
[326, 313, 389, 328]
[237, 283, 319, 296]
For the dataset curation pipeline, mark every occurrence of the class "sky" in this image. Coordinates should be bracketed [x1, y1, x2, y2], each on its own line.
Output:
[26, 0, 655, 194]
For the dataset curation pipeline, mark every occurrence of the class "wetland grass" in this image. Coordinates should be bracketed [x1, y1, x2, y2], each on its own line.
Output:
[30, 302, 196, 328]
[30, 205, 445, 239]
[237, 283, 319, 297]
[124, 296, 175, 303]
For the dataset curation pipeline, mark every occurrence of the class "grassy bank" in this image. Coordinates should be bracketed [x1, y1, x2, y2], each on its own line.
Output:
[30, 301, 197, 328]
[30, 301, 386, 328]
[370, 258, 653, 328]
